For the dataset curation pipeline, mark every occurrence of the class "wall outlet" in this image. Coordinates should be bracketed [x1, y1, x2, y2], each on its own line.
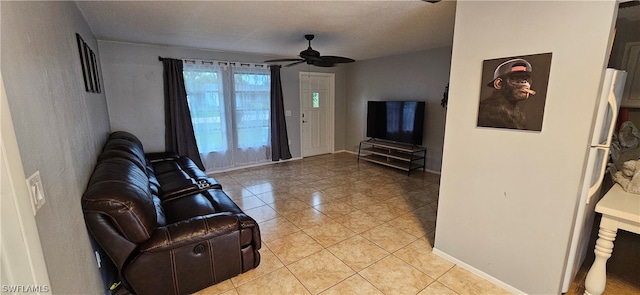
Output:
[26, 170, 45, 215]
[285, 110, 292, 117]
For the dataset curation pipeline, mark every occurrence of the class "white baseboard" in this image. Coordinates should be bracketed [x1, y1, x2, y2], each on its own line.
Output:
[338, 149, 356, 155]
[205, 156, 303, 174]
[432, 247, 525, 295]
[424, 168, 441, 175]
[283, 156, 303, 161]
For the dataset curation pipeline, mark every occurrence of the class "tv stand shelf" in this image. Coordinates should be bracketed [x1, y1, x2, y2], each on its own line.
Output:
[357, 139, 426, 175]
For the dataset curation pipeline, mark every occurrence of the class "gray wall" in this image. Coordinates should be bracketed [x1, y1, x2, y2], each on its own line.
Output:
[99, 41, 348, 158]
[1, 1, 111, 294]
[435, 1, 618, 294]
[99, 41, 451, 171]
[345, 47, 452, 172]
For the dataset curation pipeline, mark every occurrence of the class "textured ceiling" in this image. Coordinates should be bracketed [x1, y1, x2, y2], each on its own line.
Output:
[75, 0, 457, 62]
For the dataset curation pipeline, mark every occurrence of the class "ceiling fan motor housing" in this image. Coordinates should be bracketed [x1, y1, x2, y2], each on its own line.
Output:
[300, 48, 320, 58]
[300, 34, 320, 59]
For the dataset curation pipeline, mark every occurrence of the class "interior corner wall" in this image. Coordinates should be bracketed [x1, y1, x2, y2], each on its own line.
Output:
[434, 1, 618, 294]
[1, 1, 111, 293]
[344, 47, 452, 172]
[98, 41, 348, 158]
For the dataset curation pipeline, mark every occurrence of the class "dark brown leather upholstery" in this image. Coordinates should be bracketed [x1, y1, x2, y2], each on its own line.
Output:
[82, 131, 261, 295]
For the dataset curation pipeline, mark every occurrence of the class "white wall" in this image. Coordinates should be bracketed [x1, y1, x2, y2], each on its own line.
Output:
[434, 1, 618, 294]
[1, 2, 111, 293]
[345, 47, 452, 172]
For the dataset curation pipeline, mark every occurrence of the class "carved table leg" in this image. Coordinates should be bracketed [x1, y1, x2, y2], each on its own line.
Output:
[584, 226, 617, 295]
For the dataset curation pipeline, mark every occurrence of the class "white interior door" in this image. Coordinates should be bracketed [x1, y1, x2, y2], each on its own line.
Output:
[300, 72, 334, 157]
[0, 72, 50, 293]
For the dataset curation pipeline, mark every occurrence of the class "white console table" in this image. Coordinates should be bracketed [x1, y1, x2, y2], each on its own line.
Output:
[584, 183, 640, 295]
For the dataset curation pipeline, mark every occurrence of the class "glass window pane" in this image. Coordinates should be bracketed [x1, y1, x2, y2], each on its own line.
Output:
[234, 72, 271, 149]
[182, 64, 272, 165]
[312, 92, 319, 108]
[183, 67, 227, 153]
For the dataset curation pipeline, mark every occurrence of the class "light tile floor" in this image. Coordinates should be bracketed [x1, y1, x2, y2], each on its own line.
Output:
[195, 153, 511, 295]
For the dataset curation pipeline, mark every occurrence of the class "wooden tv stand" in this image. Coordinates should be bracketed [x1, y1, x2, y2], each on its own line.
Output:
[357, 139, 426, 175]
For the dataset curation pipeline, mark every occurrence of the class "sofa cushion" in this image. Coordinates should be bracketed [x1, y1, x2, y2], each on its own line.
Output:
[105, 131, 221, 199]
[108, 130, 145, 148]
[99, 138, 147, 170]
[161, 189, 243, 223]
[162, 192, 218, 223]
[152, 157, 221, 189]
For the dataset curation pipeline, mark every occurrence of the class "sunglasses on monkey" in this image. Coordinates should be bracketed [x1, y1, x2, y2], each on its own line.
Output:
[506, 73, 532, 85]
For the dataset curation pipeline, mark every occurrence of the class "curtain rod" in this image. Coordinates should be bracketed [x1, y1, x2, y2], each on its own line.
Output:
[158, 56, 270, 68]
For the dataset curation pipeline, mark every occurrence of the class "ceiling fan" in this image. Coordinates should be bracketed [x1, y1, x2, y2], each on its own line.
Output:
[265, 34, 355, 67]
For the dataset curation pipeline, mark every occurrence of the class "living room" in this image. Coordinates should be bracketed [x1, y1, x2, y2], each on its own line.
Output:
[2, 1, 636, 295]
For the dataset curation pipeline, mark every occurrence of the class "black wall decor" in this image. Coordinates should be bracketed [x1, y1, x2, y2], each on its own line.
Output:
[76, 33, 101, 93]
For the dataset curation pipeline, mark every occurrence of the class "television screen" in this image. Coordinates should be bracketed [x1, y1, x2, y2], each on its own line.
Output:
[366, 101, 425, 145]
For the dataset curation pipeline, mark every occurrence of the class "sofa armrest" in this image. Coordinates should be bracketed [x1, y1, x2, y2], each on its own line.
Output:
[139, 213, 241, 253]
[84, 212, 138, 270]
[237, 213, 262, 250]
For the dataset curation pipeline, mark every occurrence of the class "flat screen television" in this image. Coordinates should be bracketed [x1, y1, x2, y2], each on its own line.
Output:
[366, 101, 425, 146]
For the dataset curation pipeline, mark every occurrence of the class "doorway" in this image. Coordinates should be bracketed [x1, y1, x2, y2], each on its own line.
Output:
[299, 72, 335, 157]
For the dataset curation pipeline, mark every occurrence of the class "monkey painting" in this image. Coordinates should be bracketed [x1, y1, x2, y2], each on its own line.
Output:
[477, 54, 551, 131]
[478, 58, 535, 129]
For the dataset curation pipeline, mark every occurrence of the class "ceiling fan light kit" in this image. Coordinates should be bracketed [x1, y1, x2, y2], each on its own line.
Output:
[266, 34, 355, 67]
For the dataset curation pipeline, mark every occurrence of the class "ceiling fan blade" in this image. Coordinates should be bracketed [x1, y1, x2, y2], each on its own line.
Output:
[310, 60, 335, 67]
[286, 60, 306, 67]
[320, 56, 355, 64]
[265, 58, 304, 63]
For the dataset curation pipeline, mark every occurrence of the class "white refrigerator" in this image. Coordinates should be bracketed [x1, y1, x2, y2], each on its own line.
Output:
[561, 68, 627, 292]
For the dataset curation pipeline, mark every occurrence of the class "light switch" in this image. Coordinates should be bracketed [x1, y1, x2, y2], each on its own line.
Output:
[26, 170, 45, 215]
[285, 110, 292, 117]
[95, 251, 102, 268]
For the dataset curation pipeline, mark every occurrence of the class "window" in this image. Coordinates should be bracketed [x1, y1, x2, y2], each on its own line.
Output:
[312, 92, 320, 108]
[183, 67, 227, 153]
[183, 62, 270, 171]
[233, 70, 271, 149]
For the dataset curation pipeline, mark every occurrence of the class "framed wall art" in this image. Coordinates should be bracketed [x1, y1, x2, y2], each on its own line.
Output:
[76, 33, 101, 93]
[477, 52, 552, 131]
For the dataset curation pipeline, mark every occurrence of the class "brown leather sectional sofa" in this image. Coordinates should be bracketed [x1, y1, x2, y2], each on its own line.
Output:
[82, 131, 261, 294]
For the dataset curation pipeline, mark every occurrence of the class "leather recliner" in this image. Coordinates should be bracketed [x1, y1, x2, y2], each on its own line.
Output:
[82, 131, 261, 294]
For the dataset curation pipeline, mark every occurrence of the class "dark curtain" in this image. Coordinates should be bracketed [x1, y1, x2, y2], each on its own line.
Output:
[161, 58, 205, 170]
[270, 65, 292, 161]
